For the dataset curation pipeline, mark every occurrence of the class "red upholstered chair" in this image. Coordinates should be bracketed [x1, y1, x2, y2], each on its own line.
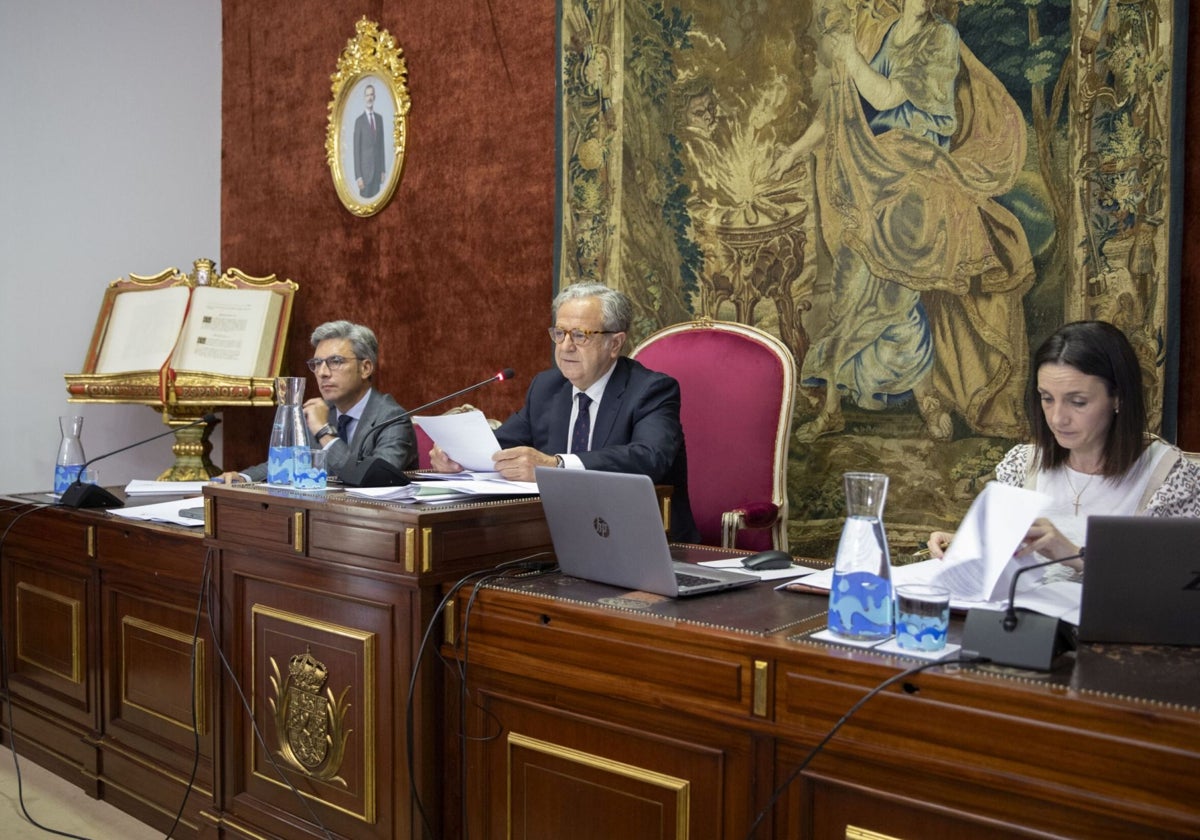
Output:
[631, 319, 795, 551]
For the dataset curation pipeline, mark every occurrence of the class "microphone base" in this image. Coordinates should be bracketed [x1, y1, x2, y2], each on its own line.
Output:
[338, 458, 412, 488]
[961, 607, 1075, 671]
[59, 483, 125, 509]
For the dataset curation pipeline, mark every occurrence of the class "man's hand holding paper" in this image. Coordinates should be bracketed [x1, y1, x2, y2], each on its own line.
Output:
[415, 410, 502, 472]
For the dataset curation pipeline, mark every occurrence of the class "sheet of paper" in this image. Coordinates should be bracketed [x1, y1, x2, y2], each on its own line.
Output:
[700, 557, 822, 581]
[412, 411, 502, 472]
[343, 485, 421, 501]
[414, 470, 504, 482]
[417, 478, 538, 495]
[125, 479, 212, 495]
[786, 560, 1082, 622]
[936, 482, 1051, 601]
[110, 496, 206, 526]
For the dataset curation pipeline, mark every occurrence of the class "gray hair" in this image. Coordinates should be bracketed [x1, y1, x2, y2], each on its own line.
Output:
[310, 320, 379, 367]
[552, 283, 632, 333]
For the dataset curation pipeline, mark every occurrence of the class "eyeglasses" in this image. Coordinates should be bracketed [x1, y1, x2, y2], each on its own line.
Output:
[305, 355, 361, 372]
[548, 327, 618, 346]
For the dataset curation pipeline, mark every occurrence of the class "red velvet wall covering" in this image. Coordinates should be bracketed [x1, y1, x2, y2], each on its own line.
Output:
[220, 0, 557, 469]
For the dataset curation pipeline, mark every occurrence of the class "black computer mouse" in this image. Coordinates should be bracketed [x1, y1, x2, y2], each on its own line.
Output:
[741, 549, 794, 571]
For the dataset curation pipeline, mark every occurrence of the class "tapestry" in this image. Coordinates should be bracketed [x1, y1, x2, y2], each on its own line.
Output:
[557, 0, 1183, 556]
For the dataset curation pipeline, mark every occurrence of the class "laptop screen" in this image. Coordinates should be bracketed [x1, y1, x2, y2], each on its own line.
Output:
[1078, 516, 1200, 645]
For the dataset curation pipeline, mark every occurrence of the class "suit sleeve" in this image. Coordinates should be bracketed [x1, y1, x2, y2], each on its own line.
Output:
[362, 412, 417, 471]
[494, 372, 561, 450]
[325, 398, 418, 476]
[242, 461, 268, 483]
[577, 373, 682, 482]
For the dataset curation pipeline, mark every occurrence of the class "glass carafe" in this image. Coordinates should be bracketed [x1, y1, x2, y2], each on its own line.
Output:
[267, 377, 311, 486]
[828, 472, 894, 640]
[55, 415, 86, 495]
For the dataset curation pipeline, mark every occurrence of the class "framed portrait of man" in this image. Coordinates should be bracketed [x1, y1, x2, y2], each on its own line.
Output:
[325, 18, 410, 217]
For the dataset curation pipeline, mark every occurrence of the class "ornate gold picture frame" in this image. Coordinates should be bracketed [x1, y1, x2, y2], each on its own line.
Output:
[325, 18, 410, 217]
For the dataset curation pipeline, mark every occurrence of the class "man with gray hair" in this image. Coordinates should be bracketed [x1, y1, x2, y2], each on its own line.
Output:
[431, 283, 698, 542]
[217, 320, 416, 483]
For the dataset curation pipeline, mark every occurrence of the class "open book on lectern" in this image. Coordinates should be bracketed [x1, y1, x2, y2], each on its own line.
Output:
[95, 284, 283, 378]
[65, 261, 296, 409]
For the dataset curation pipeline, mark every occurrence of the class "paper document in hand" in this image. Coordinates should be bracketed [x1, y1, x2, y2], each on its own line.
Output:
[934, 482, 1050, 601]
[412, 411, 501, 472]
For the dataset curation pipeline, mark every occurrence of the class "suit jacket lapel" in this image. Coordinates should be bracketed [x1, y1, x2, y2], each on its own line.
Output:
[547, 379, 573, 452]
[590, 358, 629, 448]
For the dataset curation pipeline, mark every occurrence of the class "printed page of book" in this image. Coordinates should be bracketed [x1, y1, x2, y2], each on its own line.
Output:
[172, 287, 282, 377]
[94, 286, 191, 373]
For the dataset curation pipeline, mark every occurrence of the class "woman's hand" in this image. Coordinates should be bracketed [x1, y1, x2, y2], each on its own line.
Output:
[927, 531, 955, 559]
[1016, 518, 1083, 569]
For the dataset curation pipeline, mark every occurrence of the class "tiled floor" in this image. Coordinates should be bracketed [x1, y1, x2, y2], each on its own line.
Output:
[0, 745, 162, 839]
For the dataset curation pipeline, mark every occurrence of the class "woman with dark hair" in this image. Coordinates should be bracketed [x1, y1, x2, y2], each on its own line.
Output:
[929, 320, 1200, 565]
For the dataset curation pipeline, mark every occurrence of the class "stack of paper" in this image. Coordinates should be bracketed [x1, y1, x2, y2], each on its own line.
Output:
[125, 479, 211, 495]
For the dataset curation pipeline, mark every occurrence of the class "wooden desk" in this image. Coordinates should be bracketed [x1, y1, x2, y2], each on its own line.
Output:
[0, 491, 212, 835]
[200, 484, 552, 840]
[1, 486, 553, 840]
[443, 573, 1200, 839]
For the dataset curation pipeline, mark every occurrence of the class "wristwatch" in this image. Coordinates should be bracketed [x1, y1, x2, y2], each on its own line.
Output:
[315, 424, 337, 440]
[554, 455, 565, 468]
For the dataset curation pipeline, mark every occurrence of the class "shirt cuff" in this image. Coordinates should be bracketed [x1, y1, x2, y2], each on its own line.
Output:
[558, 453, 584, 470]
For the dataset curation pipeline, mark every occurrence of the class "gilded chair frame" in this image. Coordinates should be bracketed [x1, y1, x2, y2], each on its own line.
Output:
[631, 318, 796, 550]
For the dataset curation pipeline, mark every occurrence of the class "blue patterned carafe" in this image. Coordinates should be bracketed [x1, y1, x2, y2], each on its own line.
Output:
[267, 377, 310, 486]
[828, 472, 894, 641]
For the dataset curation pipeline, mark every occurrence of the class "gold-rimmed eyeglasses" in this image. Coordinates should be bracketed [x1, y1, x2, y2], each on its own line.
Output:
[305, 355, 361, 372]
[548, 327, 617, 346]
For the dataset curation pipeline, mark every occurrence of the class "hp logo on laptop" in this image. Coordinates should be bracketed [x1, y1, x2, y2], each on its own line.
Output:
[592, 517, 610, 538]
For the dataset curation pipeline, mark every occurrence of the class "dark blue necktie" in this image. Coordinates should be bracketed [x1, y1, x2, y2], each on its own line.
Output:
[570, 394, 592, 454]
[336, 413, 353, 443]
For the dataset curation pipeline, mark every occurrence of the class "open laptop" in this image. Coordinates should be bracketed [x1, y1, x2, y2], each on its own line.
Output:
[1077, 516, 1200, 645]
[534, 467, 758, 597]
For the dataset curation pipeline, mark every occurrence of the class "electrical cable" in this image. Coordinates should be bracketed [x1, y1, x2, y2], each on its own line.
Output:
[744, 654, 989, 839]
[0, 503, 98, 839]
[455, 563, 557, 839]
[201, 557, 336, 840]
[404, 552, 556, 840]
[160, 546, 214, 839]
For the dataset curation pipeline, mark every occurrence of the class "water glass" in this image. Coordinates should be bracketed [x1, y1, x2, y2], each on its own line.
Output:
[292, 448, 328, 491]
[895, 583, 951, 651]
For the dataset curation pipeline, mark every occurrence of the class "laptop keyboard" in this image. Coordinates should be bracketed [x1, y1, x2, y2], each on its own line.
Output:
[674, 571, 719, 589]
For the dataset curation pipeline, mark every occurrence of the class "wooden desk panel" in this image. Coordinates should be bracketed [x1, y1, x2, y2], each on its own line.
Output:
[0, 498, 211, 836]
[445, 577, 1200, 840]
[200, 485, 554, 840]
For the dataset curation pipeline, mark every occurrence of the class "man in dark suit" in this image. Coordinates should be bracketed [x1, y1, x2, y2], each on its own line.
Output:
[431, 283, 698, 542]
[353, 83, 387, 198]
[217, 320, 416, 483]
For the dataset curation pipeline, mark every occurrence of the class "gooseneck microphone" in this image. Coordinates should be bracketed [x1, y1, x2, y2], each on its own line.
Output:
[59, 413, 220, 509]
[338, 368, 516, 488]
[1002, 550, 1085, 631]
[961, 549, 1085, 670]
